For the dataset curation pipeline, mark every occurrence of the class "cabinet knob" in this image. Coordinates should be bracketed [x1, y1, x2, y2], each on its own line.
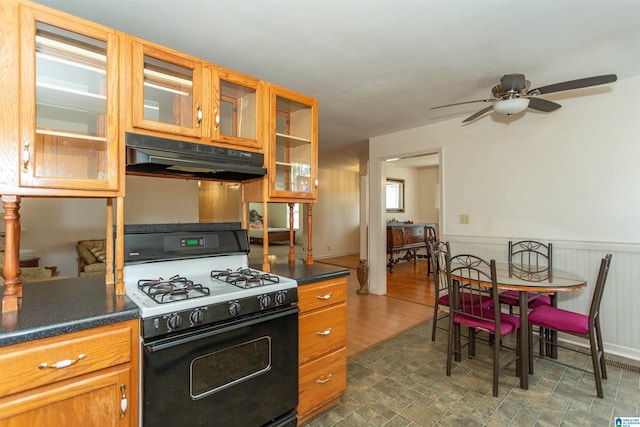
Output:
[315, 328, 332, 336]
[196, 104, 203, 128]
[316, 374, 333, 384]
[213, 108, 220, 131]
[120, 384, 128, 418]
[22, 140, 31, 172]
[38, 353, 86, 369]
[315, 293, 332, 300]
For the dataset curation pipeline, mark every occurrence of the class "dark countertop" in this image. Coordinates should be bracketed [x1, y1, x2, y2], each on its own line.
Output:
[0, 275, 139, 347]
[251, 260, 350, 285]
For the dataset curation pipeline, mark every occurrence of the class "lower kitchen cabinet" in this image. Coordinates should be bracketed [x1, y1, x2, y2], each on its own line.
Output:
[0, 319, 138, 427]
[297, 277, 347, 423]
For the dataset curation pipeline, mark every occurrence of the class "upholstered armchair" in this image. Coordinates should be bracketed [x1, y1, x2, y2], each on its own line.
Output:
[76, 239, 107, 277]
[0, 251, 60, 285]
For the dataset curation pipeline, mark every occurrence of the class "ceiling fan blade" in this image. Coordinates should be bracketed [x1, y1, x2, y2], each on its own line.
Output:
[500, 73, 526, 92]
[528, 74, 617, 95]
[527, 97, 562, 112]
[431, 98, 495, 109]
[462, 105, 494, 123]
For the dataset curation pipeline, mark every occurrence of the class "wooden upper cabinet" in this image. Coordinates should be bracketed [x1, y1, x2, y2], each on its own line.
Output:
[17, 3, 121, 193]
[243, 84, 318, 203]
[130, 38, 204, 138]
[269, 85, 318, 201]
[208, 66, 264, 150]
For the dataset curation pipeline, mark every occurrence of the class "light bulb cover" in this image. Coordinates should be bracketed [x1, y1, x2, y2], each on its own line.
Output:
[493, 97, 530, 115]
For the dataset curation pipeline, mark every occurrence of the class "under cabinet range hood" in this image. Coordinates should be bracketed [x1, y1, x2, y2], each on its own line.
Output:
[125, 132, 267, 181]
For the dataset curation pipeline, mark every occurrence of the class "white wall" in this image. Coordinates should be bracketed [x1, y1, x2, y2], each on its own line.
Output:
[311, 166, 360, 259]
[368, 76, 640, 359]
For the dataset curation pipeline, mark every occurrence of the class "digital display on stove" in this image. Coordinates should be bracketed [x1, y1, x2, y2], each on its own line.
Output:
[181, 237, 204, 247]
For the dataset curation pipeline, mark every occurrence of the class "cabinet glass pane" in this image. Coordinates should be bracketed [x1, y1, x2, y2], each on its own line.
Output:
[143, 55, 193, 127]
[219, 80, 256, 139]
[274, 97, 312, 193]
[34, 22, 108, 180]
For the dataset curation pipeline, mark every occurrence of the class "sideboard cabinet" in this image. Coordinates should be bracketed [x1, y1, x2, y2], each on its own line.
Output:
[386, 222, 437, 273]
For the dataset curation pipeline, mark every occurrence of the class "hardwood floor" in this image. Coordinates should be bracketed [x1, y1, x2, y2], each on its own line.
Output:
[346, 258, 435, 357]
[386, 259, 436, 307]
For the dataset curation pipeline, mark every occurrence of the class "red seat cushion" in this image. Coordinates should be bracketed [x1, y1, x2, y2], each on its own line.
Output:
[528, 305, 589, 335]
[437, 293, 492, 309]
[453, 312, 520, 336]
[499, 290, 551, 308]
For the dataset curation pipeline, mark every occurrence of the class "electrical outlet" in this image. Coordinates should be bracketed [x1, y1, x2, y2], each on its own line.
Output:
[460, 214, 470, 224]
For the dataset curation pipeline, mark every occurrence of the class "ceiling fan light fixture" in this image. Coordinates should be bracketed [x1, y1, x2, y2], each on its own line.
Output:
[493, 97, 530, 115]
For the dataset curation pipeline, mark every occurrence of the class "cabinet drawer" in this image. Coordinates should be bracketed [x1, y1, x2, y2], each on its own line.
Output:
[299, 303, 346, 364]
[298, 347, 347, 417]
[298, 278, 347, 313]
[0, 321, 134, 397]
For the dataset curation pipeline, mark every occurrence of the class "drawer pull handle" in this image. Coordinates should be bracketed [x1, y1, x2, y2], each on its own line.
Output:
[315, 293, 332, 300]
[316, 374, 333, 384]
[38, 353, 86, 370]
[316, 328, 332, 336]
[120, 384, 128, 419]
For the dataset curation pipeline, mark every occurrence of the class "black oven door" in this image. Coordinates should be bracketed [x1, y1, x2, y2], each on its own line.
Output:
[142, 306, 299, 427]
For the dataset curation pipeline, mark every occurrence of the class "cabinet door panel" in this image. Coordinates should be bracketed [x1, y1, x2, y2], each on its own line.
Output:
[131, 40, 203, 138]
[0, 367, 132, 427]
[19, 6, 119, 191]
[299, 303, 346, 364]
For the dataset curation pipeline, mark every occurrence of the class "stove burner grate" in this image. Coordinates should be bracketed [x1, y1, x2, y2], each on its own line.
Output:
[138, 275, 210, 304]
[211, 268, 280, 289]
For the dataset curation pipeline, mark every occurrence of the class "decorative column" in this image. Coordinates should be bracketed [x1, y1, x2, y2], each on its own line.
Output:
[305, 203, 313, 264]
[288, 203, 296, 262]
[2, 195, 22, 313]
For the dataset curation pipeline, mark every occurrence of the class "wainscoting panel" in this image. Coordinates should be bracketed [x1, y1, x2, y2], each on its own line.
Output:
[447, 237, 640, 361]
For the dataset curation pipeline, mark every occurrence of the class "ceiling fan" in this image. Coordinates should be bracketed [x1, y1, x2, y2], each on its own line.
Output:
[431, 73, 617, 123]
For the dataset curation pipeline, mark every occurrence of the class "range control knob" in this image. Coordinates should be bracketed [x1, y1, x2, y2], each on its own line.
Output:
[259, 295, 272, 309]
[190, 310, 204, 325]
[275, 291, 287, 305]
[228, 302, 241, 317]
[167, 314, 183, 330]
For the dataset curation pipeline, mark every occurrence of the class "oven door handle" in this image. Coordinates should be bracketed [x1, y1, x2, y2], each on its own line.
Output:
[145, 306, 299, 352]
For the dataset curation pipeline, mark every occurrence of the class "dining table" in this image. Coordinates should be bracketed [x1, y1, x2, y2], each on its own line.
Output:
[491, 262, 587, 389]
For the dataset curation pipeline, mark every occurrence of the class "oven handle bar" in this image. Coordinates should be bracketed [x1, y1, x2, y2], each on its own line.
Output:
[145, 305, 299, 352]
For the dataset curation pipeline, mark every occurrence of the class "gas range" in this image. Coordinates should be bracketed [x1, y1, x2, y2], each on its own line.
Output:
[123, 225, 298, 339]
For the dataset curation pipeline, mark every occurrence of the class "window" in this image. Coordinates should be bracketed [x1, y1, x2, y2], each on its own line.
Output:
[386, 178, 405, 212]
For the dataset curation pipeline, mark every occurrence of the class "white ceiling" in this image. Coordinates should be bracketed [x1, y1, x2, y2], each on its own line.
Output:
[33, 0, 640, 171]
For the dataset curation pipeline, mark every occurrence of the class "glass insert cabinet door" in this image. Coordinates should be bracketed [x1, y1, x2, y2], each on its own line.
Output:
[131, 40, 203, 138]
[210, 68, 262, 149]
[19, 8, 119, 191]
[271, 87, 318, 199]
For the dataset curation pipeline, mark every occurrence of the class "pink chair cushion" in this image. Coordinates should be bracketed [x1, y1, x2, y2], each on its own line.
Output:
[499, 290, 551, 308]
[453, 312, 519, 336]
[437, 293, 492, 309]
[528, 305, 589, 335]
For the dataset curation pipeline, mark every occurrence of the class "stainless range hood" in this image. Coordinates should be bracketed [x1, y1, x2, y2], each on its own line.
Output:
[125, 132, 267, 181]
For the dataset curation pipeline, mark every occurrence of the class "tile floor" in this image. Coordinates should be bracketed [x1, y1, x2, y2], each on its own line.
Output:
[300, 321, 640, 427]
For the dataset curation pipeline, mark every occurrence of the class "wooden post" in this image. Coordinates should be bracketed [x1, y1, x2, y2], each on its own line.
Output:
[114, 196, 125, 295]
[2, 195, 22, 312]
[105, 198, 115, 286]
[288, 203, 296, 262]
[261, 201, 270, 272]
[305, 203, 313, 264]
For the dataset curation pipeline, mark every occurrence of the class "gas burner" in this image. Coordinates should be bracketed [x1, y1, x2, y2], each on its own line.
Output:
[138, 275, 210, 304]
[211, 268, 280, 289]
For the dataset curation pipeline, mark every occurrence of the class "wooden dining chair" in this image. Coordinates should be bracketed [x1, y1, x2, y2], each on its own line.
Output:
[527, 254, 612, 398]
[499, 240, 553, 313]
[445, 253, 521, 397]
[428, 240, 450, 341]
